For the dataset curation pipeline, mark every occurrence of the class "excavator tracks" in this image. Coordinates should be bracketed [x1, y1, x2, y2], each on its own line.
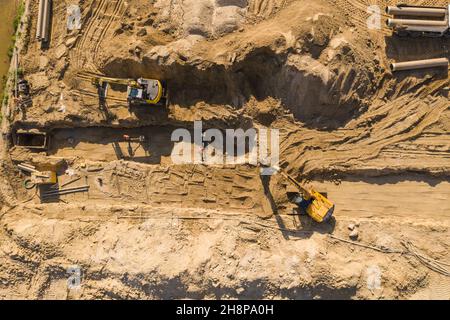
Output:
[71, 0, 126, 73]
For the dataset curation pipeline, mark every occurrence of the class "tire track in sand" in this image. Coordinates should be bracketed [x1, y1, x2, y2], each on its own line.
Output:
[72, 0, 108, 69]
[91, 0, 126, 67]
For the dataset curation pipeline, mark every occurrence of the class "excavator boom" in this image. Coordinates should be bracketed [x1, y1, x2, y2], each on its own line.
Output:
[91, 76, 137, 87]
[277, 170, 311, 197]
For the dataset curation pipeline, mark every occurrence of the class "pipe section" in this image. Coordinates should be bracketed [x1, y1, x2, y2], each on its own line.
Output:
[42, 0, 52, 42]
[387, 18, 448, 27]
[386, 6, 446, 17]
[36, 0, 45, 39]
[390, 58, 449, 72]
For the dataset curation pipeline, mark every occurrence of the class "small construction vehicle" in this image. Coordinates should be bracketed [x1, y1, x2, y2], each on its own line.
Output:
[274, 166, 335, 223]
[16, 79, 32, 108]
[30, 171, 57, 186]
[91, 76, 168, 107]
[17, 79, 30, 96]
[18, 163, 57, 190]
[386, 4, 450, 37]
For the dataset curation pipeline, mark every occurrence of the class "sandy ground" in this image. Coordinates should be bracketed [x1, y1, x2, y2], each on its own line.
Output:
[0, 0, 449, 299]
[0, 0, 17, 97]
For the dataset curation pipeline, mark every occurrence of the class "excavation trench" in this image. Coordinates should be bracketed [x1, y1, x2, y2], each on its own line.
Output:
[100, 48, 374, 129]
[36, 125, 258, 165]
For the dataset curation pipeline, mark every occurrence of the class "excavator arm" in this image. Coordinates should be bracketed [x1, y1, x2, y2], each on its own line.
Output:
[91, 76, 138, 88]
[277, 169, 312, 198]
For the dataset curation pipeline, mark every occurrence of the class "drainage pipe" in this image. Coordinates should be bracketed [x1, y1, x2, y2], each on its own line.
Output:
[42, 188, 89, 197]
[386, 6, 447, 17]
[18, 164, 38, 173]
[42, 0, 51, 42]
[387, 18, 448, 27]
[390, 58, 449, 72]
[42, 185, 90, 196]
[36, 0, 45, 39]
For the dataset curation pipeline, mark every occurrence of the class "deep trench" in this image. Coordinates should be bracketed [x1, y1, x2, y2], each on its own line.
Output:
[101, 48, 369, 130]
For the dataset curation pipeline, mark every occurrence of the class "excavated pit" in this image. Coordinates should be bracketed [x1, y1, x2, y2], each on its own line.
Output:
[100, 46, 376, 130]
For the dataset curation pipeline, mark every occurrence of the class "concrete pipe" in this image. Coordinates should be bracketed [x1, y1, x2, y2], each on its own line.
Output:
[36, 0, 45, 40]
[42, 0, 51, 42]
[387, 18, 448, 27]
[386, 6, 447, 17]
[390, 58, 449, 72]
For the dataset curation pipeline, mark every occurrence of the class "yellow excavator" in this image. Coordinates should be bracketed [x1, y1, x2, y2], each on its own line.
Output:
[274, 166, 335, 223]
[91, 76, 168, 107]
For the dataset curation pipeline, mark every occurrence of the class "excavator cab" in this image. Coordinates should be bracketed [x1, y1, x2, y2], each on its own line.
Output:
[127, 78, 168, 107]
[91, 76, 168, 107]
[275, 166, 335, 223]
[305, 190, 335, 223]
[288, 187, 335, 223]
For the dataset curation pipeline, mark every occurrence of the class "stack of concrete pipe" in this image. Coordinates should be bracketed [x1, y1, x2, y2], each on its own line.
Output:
[35, 0, 52, 43]
[386, 5, 448, 28]
[386, 6, 449, 72]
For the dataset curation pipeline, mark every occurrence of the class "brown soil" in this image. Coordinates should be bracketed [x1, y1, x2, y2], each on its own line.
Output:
[0, 0, 449, 299]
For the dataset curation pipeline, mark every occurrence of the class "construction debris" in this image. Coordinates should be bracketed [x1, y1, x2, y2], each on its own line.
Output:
[31, 170, 57, 185]
[329, 235, 450, 277]
[59, 175, 82, 188]
[41, 185, 89, 199]
[23, 179, 36, 190]
[349, 228, 359, 240]
[17, 163, 37, 173]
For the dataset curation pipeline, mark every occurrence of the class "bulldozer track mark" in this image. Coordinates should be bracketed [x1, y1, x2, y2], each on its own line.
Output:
[92, 0, 126, 62]
[71, 0, 125, 72]
[415, 78, 449, 98]
[358, 107, 445, 162]
[280, 89, 448, 176]
[329, 0, 396, 35]
[87, 0, 126, 71]
[72, 0, 108, 68]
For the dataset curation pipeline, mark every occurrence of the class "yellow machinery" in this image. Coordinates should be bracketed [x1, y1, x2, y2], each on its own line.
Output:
[31, 171, 57, 185]
[91, 76, 168, 107]
[275, 166, 335, 223]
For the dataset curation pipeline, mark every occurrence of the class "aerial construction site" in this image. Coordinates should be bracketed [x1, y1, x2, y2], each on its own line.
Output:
[0, 0, 449, 300]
